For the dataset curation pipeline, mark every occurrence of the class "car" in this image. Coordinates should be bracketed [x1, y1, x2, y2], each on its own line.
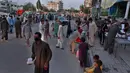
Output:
[58, 16, 69, 26]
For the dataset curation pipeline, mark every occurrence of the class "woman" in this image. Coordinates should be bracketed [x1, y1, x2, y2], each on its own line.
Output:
[78, 37, 89, 68]
[69, 27, 82, 54]
[39, 19, 45, 41]
[23, 19, 32, 47]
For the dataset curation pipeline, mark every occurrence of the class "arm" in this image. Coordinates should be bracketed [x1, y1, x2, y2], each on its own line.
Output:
[45, 43, 52, 63]
[31, 43, 36, 60]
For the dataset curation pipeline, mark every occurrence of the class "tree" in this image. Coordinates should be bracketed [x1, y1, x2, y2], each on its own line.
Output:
[36, 0, 42, 11]
[83, 7, 90, 14]
[80, 5, 84, 12]
[49, 9, 56, 12]
[23, 2, 36, 11]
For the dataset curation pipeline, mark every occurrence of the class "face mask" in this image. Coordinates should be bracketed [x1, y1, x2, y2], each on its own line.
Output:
[34, 37, 40, 41]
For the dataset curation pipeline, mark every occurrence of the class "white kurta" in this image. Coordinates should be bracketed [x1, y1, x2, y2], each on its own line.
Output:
[39, 22, 45, 41]
[56, 25, 63, 48]
[88, 21, 97, 46]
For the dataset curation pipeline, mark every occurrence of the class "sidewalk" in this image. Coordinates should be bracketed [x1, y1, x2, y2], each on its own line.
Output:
[89, 39, 130, 73]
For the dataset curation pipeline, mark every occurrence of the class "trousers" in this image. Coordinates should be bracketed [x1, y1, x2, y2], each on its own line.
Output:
[56, 37, 63, 48]
[1, 30, 8, 40]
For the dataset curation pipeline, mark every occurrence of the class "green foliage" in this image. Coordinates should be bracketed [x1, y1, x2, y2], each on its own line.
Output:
[23, 2, 36, 11]
[49, 9, 56, 12]
[83, 8, 90, 14]
[80, 5, 84, 12]
[36, 0, 42, 10]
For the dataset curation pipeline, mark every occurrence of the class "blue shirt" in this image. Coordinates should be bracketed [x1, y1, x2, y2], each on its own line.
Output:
[8, 18, 15, 25]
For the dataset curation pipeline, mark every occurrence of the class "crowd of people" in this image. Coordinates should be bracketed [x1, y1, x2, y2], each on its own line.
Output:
[0, 13, 130, 73]
[68, 16, 129, 73]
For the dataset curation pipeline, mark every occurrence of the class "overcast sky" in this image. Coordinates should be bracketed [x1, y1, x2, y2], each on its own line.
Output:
[11, 0, 84, 9]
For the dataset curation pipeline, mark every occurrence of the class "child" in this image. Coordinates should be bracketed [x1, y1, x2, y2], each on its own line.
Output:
[84, 55, 103, 73]
[93, 60, 102, 73]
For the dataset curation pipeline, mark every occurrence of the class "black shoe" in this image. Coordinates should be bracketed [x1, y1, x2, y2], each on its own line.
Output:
[109, 52, 113, 54]
[61, 48, 64, 50]
[56, 46, 60, 48]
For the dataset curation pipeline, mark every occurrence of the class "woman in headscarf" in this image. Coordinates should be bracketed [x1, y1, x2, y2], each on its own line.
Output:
[69, 26, 82, 54]
[78, 37, 89, 68]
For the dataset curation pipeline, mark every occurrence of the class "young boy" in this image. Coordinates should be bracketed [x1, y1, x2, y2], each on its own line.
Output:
[84, 55, 103, 73]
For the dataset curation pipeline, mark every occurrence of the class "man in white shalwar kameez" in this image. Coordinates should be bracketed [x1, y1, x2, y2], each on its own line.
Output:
[56, 21, 64, 50]
[39, 19, 45, 41]
[88, 18, 97, 47]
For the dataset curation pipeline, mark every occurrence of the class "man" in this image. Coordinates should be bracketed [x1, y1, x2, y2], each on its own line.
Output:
[88, 18, 97, 47]
[44, 19, 51, 42]
[15, 17, 22, 38]
[56, 20, 64, 50]
[121, 19, 129, 33]
[104, 20, 123, 54]
[31, 32, 52, 73]
[66, 15, 72, 38]
[1, 17, 9, 42]
[99, 19, 108, 45]
[8, 16, 15, 33]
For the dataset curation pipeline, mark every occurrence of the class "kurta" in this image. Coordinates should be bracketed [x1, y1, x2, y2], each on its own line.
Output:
[88, 21, 97, 46]
[56, 25, 64, 48]
[15, 20, 22, 38]
[104, 23, 121, 53]
[54, 22, 59, 36]
[39, 22, 45, 41]
[1, 19, 9, 40]
[31, 41, 52, 73]
[79, 42, 89, 67]
[23, 22, 32, 39]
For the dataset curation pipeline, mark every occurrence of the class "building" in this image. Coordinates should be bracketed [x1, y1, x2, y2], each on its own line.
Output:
[84, 0, 92, 8]
[47, 0, 63, 11]
[0, 0, 19, 13]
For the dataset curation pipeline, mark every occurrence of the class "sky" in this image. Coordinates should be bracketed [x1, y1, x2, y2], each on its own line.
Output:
[11, 0, 84, 9]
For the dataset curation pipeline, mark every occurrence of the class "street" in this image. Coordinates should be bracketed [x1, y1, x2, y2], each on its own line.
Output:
[0, 23, 83, 73]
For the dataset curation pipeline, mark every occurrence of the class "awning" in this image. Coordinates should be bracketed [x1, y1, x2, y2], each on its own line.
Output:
[101, 0, 128, 9]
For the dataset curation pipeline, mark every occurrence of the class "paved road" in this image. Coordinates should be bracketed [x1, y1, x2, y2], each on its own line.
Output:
[0, 22, 83, 73]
